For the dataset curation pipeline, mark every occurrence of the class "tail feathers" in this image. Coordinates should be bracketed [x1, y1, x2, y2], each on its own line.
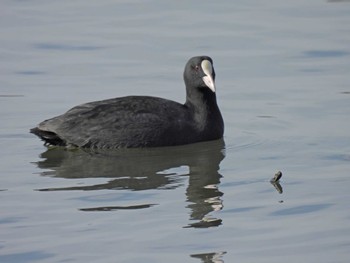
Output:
[30, 127, 66, 146]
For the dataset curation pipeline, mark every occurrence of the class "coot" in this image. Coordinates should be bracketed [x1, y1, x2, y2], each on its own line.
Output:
[30, 56, 224, 148]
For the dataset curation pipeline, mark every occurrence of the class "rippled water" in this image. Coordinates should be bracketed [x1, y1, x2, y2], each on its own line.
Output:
[1, 0, 350, 262]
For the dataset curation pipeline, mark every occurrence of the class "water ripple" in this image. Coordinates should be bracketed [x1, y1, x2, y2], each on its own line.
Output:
[270, 204, 333, 216]
[79, 203, 157, 212]
[303, 50, 349, 58]
[34, 43, 104, 51]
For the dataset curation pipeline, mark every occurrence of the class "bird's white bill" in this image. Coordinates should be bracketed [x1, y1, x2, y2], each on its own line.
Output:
[201, 60, 216, 92]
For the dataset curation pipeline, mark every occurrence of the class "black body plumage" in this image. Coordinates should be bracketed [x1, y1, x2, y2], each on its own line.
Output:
[30, 56, 224, 148]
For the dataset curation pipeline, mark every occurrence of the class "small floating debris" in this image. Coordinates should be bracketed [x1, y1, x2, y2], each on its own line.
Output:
[270, 170, 282, 183]
[270, 171, 283, 194]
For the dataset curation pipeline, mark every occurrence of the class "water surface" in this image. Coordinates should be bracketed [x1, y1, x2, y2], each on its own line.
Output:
[1, 0, 350, 262]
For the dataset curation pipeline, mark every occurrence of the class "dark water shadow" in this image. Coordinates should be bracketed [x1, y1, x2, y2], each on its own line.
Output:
[33, 139, 226, 228]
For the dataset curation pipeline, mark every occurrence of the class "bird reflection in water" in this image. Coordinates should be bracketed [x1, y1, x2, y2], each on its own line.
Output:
[33, 139, 226, 228]
[191, 251, 226, 263]
[184, 155, 224, 228]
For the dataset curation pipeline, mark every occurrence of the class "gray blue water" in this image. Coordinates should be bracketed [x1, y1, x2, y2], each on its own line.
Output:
[1, 0, 350, 262]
